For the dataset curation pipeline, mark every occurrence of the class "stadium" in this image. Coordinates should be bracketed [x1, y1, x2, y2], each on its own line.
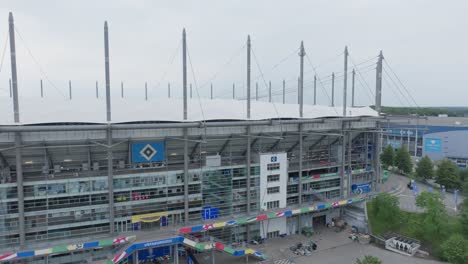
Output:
[0, 12, 384, 264]
[0, 96, 381, 263]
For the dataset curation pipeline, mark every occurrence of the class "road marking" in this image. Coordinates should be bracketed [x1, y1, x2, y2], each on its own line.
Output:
[274, 259, 294, 264]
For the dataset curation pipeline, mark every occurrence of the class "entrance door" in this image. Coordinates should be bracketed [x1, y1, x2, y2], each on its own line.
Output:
[312, 215, 326, 228]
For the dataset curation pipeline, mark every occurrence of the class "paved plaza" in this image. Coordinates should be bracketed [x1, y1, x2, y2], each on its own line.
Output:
[184, 228, 445, 264]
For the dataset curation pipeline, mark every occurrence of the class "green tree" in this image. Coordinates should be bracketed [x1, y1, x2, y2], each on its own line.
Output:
[436, 159, 461, 190]
[459, 197, 468, 238]
[440, 234, 468, 264]
[380, 145, 395, 168]
[462, 181, 468, 196]
[415, 192, 450, 244]
[370, 193, 401, 230]
[458, 169, 468, 182]
[355, 256, 382, 264]
[415, 156, 434, 180]
[458, 169, 468, 194]
[395, 147, 412, 174]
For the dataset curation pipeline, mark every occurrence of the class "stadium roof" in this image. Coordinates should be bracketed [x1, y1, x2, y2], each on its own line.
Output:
[0, 97, 378, 125]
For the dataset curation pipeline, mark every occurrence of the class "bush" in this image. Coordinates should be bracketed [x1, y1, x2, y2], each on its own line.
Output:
[440, 234, 468, 264]
[369, 193, 401, 231]
[355, 256, 382, 264]
[415, 192, 450, 245]
[459, 197, 468, 238]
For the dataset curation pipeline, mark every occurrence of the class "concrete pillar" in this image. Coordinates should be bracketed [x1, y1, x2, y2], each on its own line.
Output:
[107, 127, 115, 233]
[174, 244, 179, 264]
[133, 250, 138, 264]
[15, 133, 25, 247]
[298, 124, 303, 205]
[211, 248, 215, 264]
[246, 126, 251, 213]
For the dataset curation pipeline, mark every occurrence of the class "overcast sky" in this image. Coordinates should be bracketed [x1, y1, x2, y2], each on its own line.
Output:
[0, 0, 466, 107]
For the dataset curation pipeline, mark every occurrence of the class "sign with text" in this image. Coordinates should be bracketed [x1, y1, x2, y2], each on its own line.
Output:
[424, 138, 442, 153]
[351, 182, 372, 194]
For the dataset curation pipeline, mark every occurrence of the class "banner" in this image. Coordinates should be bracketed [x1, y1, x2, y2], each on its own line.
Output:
[131, 142, 165, 163]
[387, 139, 401, 149]
[424, 138, 442, 153]
[132, 212, 168, 223]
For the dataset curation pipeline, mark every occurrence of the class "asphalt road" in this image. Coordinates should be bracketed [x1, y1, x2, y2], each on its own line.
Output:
[383, 174, 463, 214]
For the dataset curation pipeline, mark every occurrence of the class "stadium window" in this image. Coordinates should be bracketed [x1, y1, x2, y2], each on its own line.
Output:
[267, 174, 280, 183]
[267, 186, 280, 194]
[267, 163, 280, 171]
[267, 200, 280, 209]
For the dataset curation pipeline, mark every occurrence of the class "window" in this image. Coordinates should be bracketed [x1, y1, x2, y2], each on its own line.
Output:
[267, 163, 280, 171]
[267, 200, 280, 209]
[267, 187, 280, 194]
[267, 231, 280, 239]
[267, 174, 280, 183]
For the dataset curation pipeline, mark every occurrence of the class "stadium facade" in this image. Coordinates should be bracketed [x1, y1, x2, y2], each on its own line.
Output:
[0, 12, 384, 264]
[0, 98, 382, 263]
[383, 116, 468, 167]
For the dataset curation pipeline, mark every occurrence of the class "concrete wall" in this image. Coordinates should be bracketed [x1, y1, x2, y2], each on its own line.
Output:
[259, 217, 287, 239]
[259, 152, 288, 211]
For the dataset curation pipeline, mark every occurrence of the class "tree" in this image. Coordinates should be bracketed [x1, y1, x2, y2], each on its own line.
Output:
[458, 169, 468, 182]
[458, 169, 468, 194]
[459, 197, 468, 238]
[436, 159, 461, 190]
[415, 156, 434, 180]
[355, 255, 382, 264]
[415, 192, 449, 244]
[380, 145, 394, 168]
[395, 147, 412, 174]
[440, 234, 468, 264]
[370, 193, 401, 230]
[462, 180, 468, 196]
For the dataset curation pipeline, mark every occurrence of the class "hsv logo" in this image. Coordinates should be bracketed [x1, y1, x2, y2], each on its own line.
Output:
[140, 144, 157, 161]
[271, 156, 278, 162]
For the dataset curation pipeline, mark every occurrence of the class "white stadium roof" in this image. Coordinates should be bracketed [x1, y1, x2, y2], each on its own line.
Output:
[0, 97, 378, 125]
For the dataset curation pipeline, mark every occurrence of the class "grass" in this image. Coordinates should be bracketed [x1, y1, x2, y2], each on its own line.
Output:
[367, 201, 417, 237]
[367, 200, 461, 257]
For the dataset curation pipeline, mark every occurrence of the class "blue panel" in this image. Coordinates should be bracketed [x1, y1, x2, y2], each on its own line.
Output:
[138, 249, 151, 260]
[211, 208, 219, 219]
[284, 210, 293, 216]
[351, 182, 372, 194]
[131, 142, 165, 163]
[134, 237, 182, 250]
[83, 241, 99, 248]
[424, 138, 442, 153]
[160, 216, 168, 226]
[386, 125, 468, 137]
[202, 206, 211, 220]
[191, 225, 203, 232]
[316, 204, 326, 210]
[17, 251, 35, 258]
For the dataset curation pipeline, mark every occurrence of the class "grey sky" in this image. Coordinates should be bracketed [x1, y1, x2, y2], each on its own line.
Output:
[0, 0, 466, 107]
